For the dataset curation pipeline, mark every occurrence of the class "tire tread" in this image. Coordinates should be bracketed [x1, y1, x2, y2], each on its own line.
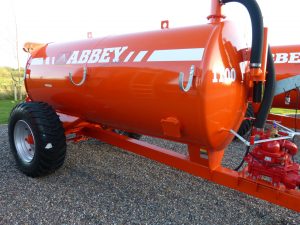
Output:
[8, 101, 66, 177]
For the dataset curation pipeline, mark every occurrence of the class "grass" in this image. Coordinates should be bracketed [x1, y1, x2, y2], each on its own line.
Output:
[0, 100, 20, 124]
[270, 108, 300, 115]
[0, 77, 13, 85]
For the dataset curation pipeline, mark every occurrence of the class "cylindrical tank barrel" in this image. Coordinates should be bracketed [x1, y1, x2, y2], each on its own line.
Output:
[272, 45, 300, 109]
[25, 21, 248, 151]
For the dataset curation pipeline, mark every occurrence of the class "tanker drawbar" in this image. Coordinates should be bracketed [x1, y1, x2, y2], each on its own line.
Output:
[8, 0, 300, 212]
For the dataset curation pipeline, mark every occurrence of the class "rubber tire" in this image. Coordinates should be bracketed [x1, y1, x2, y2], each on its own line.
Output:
[8, 102, 66, 177]
[237, 104, 254, 137]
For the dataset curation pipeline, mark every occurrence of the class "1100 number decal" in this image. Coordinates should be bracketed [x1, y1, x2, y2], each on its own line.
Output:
[212, 67, 237, 83]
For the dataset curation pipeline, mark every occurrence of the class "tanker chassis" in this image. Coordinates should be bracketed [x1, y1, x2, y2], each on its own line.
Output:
[8, 0, 300, 212]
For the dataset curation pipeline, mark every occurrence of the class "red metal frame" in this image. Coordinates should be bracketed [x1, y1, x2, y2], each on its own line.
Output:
[64, 119, 300, 213]
[268, 113, 300, 130]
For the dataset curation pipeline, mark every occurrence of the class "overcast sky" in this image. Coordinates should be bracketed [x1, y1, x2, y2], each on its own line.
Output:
[0, 0, 299, 68]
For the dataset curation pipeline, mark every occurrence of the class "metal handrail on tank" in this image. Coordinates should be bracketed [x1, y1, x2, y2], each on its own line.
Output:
[68, 67, 88, 86]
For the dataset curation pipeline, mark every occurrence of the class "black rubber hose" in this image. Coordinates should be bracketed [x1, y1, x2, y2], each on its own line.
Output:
[221, 0, 275, 128]
[253, 46, 276, 128]
[253, 81, 263, 102]
[222, 0, 263, 68]
[234, 146, 250, 171]
[222, 0, 264, 103]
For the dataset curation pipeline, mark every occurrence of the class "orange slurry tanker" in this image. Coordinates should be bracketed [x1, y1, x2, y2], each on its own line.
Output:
[267, 45, 300, 128]
[272, 45, 300, 109]
[8, 0, 300, 212]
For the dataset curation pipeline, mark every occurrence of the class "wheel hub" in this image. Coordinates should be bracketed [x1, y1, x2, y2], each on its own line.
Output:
[25, 135, 34, 145]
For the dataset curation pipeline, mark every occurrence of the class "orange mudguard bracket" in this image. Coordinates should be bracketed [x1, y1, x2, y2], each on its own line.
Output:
[79, 125, 300, 213]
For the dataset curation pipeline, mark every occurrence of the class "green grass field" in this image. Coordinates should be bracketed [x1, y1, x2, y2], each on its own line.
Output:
[270, 108, 299, 115]
[1, 69, 25, 100]
[0, 100, 19, 124]
[0, 76, 13, 85]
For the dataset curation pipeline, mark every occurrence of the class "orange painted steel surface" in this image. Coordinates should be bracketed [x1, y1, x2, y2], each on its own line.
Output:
[79, 124, 300, 212]
[272, 45, 300, 109]
[25, 21, 249, 151]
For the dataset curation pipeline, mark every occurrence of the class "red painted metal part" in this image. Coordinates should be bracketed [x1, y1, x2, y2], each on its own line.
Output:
[25, 135, 34, 145]
[66, 122, 300, 212]
[268, 113, 300, 130]
[245, 132, 300, 190]
[272, 45, 300, 109]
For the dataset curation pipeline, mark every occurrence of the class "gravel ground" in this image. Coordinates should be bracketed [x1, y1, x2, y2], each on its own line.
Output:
[0, 124, 299, 224]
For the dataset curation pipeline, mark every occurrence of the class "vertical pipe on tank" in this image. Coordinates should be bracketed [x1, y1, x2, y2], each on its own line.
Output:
[207, 0, 225, 23]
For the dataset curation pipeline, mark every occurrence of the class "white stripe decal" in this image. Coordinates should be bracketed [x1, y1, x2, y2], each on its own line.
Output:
[133, 51, 148, 62]
[124, 51, 135, 62]
[45, 57, 51, 65]
[31, 58, 44, 65]
[147, 48, 204, 62]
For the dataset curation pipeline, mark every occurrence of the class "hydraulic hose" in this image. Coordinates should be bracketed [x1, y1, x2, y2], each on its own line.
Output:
[254, 46, 276, 128]
[221, 0, 263, 68]
[222, 0, 264, 102]
[221, 0, 275, 128]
